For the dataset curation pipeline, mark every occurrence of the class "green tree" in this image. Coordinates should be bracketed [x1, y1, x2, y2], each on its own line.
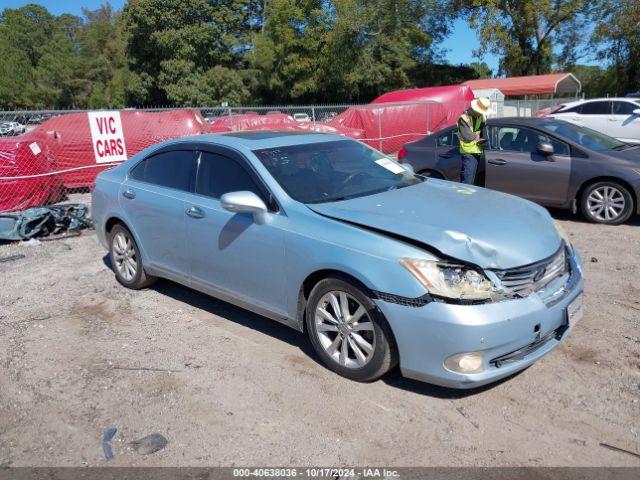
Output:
[0, 4, 75, 108]
[571, 64, 616, 98]
[34, 13, 82, 108]
[76, 3, 131, 108]
[591, 0, 640, 96]
[249, 0, 455, 104]
[0, 40, 35, 109]
[249, 0, 326, 103]
[469, 61, 492, 79]
[317, 0, 453, 102]
[455, 0, 596, 76]
[121, 0, 255, 105]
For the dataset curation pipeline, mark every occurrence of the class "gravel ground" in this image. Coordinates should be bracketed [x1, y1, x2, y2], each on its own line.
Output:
[0, 206, 639, 467]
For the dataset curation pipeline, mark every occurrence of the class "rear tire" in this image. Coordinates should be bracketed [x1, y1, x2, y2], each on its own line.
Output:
[109, 224, 156, 289]
[580, 181, 634, 225]
[305, 277, 397, 382]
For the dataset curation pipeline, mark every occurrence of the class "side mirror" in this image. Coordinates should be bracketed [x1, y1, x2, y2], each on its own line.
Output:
[403, 163, 415, 173]
[633, 108, 640, 115]
[221, 191, 268, 224]
[537, 141, 554, 156]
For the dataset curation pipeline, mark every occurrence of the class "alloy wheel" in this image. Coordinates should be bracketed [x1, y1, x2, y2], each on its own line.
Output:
[313, 291, 376, 368]
[112, 231, 137, 281]
[587, 186, 626, 222]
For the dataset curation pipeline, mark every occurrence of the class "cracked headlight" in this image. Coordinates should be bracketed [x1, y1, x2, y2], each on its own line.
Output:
[400, 258, 497, 301]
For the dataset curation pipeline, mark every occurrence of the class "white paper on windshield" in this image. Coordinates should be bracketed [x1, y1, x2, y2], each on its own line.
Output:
[375, 158, 406, 175]
[29, 142, 41, 155]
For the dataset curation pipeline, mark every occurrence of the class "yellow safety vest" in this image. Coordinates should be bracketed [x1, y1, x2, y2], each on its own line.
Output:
[457, 113, 483, 155]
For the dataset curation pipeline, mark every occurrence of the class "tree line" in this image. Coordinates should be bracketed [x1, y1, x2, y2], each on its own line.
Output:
[0, 0, 637, 110]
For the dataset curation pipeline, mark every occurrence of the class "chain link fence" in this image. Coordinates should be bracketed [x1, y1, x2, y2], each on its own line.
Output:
[0, 98, 569, 214]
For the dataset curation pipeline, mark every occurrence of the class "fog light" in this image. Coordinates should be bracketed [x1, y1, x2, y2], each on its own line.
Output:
[444, 352, 485, 374]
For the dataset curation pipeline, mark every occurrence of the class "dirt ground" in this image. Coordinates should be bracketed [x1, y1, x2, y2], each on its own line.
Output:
[0, 204, 639, 467]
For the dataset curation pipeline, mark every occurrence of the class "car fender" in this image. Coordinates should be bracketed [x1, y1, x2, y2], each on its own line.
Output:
[281, 212, 434, 321]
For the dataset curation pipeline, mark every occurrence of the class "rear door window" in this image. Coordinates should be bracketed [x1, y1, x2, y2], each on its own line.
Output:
[137, 150, 195, 191]
[559, 105, 582, 114]
[437, 130, 452, 146]
[580, 101, 611, 115]
[612, 101, 638, 115]
[437, 129, 459, 147]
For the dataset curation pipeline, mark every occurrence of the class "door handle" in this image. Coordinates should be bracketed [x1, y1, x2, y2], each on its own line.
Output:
[488, 158, 507, 166]
[122, 188, 135, 199]
[185, 206, 206, 219]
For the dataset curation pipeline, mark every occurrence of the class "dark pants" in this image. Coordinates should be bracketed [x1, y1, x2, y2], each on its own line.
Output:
[460, 153, 481, 185]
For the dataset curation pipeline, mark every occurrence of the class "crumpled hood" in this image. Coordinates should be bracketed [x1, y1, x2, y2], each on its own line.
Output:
[308, 181, 562, 269]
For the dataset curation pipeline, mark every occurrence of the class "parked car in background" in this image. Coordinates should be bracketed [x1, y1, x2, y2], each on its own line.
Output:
[10, 122, 26, 135]
[0, 121, 26, 136]
[92, 131, 583, 389]
[293, 113, 311, 122]
[398, 117, 640, 224]
[26, 113, 53, 125]
[626, 92, 640, 98]
[0, 122, 13, 136]
[546, 98, 640, 144]
[319, 111, 338, 122]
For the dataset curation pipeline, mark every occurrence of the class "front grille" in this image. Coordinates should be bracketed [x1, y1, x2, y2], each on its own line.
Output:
[492, 246, 568, 296]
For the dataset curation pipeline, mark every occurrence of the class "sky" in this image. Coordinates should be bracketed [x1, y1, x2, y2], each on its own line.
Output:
[0, 0, 501, 73]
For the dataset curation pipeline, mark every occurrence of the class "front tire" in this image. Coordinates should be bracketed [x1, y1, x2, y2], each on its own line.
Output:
[305, 278, 397, 382]
[580, 181, 634, 225]
[109, 224, 156, 289]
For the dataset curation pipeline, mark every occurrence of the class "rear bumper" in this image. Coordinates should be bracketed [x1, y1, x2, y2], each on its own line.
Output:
[376, 249, 584, 389]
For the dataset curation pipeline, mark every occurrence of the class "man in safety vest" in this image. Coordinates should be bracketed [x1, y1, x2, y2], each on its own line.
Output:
[457, 97, 490, 185]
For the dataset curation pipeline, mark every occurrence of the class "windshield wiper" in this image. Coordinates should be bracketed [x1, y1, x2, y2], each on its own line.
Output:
[308, 189, 386, 204]
[614, 144, 636, 151]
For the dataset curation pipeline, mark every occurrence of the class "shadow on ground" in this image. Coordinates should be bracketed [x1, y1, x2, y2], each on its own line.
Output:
[101, 230, 528, 403]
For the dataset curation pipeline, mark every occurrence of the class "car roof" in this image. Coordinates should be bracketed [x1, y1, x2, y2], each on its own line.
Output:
[563, 97, 639, 104]
[173, 130, 346, 150]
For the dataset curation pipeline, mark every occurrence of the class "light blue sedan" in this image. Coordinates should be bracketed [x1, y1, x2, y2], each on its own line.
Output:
[92, 131, 584, 388]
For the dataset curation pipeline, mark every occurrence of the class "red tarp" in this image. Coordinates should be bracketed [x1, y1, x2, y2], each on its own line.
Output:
[35, 109, 207, 189]
[0, 133, 64, 212]
[330, 85, 474, 153]
[370, 84, 475, 105]
[205, 112, 365, 139]
[463, 73, 581, 96]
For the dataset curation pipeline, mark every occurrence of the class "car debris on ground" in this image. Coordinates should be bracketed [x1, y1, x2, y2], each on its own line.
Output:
[0, 203, 92, 241]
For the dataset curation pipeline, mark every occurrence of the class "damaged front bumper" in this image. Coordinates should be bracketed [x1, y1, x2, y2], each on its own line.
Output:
[375, 248, 583, 389]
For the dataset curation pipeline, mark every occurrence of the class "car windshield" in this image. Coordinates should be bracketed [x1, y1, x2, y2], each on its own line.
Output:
[540, 120, 628, 151]
[253, 140, 423, 203]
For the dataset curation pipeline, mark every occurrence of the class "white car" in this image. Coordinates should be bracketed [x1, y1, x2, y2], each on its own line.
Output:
[10, 122, 26, 135]
[0, 122, 12, 136]
[0, 121, 26, 136]
[548, 98, 640, 144]
[292, 113, 311, 122]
